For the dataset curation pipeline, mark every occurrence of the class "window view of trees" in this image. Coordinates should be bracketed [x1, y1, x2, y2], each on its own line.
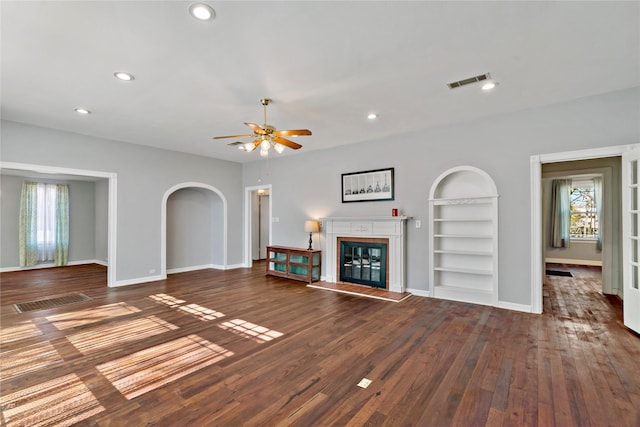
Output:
[570, 183, 598, 238]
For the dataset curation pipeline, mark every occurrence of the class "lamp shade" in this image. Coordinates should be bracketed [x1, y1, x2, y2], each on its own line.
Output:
[304, 220, 319, 233]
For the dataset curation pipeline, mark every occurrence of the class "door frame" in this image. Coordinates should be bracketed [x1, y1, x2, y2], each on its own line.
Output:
[530, 144, 637, 313]
[244, 184, 272, 267]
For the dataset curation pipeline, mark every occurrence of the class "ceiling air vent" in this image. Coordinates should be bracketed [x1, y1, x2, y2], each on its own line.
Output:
[447, 73, 491, 89]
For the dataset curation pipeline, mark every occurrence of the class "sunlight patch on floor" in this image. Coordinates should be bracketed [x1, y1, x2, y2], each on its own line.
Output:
[96, 334, 233, 400]
[0, 321, 43, 344]
[218, 319, 284, 343]
[46, 302, 142, 330]
[0, 341, 64, 380]
[149, 293, 225, 321]
[66, 315, 178, 354]
[0, 373, 104, 426]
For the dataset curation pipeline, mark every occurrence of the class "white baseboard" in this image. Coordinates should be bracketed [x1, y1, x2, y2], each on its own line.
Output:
[0, 259, 107, 273]
[545, 258, 602, 267]
[167, 264, 216, 274]
[112, 274, 166, 287]
[223, 263, 244, 270]
[496, 300, 532, 313]
[406, 288, 430, 297]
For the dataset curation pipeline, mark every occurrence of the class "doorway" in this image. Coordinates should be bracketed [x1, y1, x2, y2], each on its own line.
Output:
[252, 190, 270, 261]
[541, 160, 619, 298]
[531, 145, 630, 313]
[245, 184, 272, 267]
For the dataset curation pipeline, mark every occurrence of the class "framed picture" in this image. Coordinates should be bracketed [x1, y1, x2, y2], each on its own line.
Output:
[342, 167, 394, 203]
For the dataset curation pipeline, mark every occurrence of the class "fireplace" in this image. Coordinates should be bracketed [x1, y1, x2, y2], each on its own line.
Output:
[322, 216, 409, 293]
[339, 238, 388, 288]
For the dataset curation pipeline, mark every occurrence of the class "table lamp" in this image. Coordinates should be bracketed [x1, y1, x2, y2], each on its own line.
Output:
[304, 220, 319, 250]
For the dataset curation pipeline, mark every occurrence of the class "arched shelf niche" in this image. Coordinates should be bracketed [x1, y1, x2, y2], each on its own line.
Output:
[428, 166, 499, 307]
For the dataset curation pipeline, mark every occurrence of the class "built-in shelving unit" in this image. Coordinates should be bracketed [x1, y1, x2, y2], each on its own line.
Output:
[429, 167, 499, 306]
[266, 246, 321, 284]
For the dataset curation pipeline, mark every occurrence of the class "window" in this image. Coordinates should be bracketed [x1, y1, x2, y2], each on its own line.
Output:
[570, 179, 598, 239]
[19, 182, 69, 266]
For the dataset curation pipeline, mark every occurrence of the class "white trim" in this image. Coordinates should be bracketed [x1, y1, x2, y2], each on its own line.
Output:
[224, 263, 245, 270]
[167, 264, 216, 274]
[545, 258, 602, 267]
[530, 144, 636, 314]
[406, 288, 430, 297]
[496, 300, 532, 313]
[114, 274, 165, 287]
[244, 184, 272, 268]
[160, 182, 228, 279]
[306, 284, 412, 303]
[0, 161, 117, 287]
[0, 259, 107, 273]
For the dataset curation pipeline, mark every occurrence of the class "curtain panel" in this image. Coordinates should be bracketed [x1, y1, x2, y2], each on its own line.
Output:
[19, 182, 69, 267]
[593, 176, 603, 252]
[550, 178, 571, 248]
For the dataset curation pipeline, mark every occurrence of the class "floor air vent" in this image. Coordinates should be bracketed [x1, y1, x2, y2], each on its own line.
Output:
[447, 73, 491, 89]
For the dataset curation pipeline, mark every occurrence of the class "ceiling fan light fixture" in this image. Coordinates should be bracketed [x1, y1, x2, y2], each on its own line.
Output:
[274, 143, 285, 154]
[260, 148, 269, 157]
[189, 3, 215, 21]
[244, 142, 256, 152]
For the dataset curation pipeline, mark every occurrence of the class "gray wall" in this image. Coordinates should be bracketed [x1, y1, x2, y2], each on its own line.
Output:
[242, 87, 640, 307]
[166, 187, 223, 270]
[1, 174, 98, 267]
[1, 120, 243, 283]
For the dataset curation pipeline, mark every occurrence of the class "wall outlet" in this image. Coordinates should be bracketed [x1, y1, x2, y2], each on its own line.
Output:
[415, 220, 421, 228]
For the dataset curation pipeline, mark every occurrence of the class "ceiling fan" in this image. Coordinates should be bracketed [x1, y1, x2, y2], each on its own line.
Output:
[213, 98, 312, 157]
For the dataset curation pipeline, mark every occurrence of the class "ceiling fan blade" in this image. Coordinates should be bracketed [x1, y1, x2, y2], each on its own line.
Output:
[244, 122, 267, 134]
[213, 134, 254, 139]
[274, 129, 312, 137]
[273, 136, 302, 150]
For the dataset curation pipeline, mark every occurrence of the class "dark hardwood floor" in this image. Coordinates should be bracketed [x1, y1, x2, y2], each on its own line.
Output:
[1, 263, 638, 426]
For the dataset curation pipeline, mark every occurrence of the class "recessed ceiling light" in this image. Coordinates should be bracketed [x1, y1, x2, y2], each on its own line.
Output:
[74, 108, 91, 115]
[189, 3, 215, 21]
[481, 81, 497, 91]
[114, 71, 134, 81]
[367, 113, 378, 120]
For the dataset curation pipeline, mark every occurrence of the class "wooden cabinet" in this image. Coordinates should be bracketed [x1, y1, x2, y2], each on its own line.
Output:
[266, 246, 321, 283]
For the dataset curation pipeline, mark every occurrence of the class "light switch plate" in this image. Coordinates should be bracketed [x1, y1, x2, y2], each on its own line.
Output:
[415, 220, 421, 228]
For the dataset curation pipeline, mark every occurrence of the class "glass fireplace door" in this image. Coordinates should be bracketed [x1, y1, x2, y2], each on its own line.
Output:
[340, 242, 387, 288]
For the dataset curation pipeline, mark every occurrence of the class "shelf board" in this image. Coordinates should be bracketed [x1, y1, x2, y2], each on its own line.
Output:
[433, 197, 494, 206]
[433, 218, 492, 222]
[433, 234, 492, 239]
[434, 249, 492, 256]
[433, 284, 493, 294]
[434, 266, 493, 275]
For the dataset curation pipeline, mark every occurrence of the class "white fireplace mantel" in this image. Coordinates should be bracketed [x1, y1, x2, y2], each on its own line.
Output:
[321, 216, 410, 293]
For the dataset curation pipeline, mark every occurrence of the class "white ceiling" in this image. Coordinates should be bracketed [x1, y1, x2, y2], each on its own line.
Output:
[2, 1, 639, 164]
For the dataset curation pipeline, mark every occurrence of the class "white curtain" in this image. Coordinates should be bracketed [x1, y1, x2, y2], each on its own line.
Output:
[19, 182, 69, 266]
[550, 178, 571, 248]
[593, 176, 603, 252]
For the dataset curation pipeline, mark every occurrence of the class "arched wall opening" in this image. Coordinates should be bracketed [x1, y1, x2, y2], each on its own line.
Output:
[161, 182, 228, 277]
